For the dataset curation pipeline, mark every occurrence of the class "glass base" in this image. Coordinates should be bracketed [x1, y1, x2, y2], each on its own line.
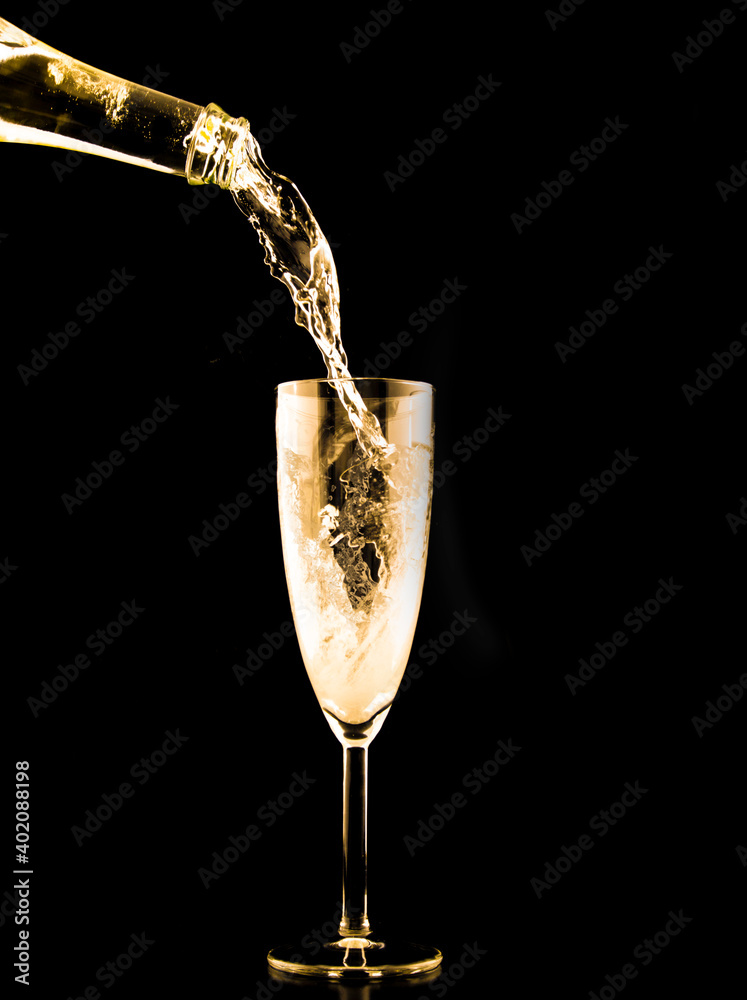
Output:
[267, 935, 442, 979]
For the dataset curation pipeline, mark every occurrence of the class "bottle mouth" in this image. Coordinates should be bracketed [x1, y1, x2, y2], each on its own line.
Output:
[185, 102, 248, 188]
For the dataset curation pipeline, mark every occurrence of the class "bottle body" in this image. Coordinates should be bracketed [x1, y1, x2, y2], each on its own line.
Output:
[0, 17, 246, 185]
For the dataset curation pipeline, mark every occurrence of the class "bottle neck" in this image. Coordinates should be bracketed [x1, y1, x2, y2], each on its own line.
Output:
[185, 104, 249, 188]
[0, 17, 247, 185]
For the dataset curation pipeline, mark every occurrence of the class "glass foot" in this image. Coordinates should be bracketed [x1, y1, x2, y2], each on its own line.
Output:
[268, 935, 442, 979]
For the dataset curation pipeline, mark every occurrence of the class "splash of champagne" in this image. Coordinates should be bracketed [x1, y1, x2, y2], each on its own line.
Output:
[228, 132, 392, 460]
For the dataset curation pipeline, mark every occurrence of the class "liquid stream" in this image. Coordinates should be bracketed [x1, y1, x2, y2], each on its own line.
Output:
[228, 132, 392, 461]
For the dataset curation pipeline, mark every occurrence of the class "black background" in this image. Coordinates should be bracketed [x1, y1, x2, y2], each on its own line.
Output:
[2, 1, 746, 997]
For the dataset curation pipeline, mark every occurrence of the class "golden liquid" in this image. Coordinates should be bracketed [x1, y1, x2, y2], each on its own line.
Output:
[277, 421, 432, 726]
[228, 133, 391, 459]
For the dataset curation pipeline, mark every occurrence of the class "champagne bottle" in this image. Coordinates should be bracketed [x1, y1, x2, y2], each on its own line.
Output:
[0, 19, 379, 449]
[0, 17, 246, 187]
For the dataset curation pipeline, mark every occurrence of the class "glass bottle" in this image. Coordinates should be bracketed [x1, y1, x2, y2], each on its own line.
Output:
[0, 16, 246, 188]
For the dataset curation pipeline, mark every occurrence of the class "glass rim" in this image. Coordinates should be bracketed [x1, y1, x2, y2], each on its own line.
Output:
[275, 377, 434, 393]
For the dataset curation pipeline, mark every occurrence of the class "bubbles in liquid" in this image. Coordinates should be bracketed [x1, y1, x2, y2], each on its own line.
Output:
[277, 437, 432, 724]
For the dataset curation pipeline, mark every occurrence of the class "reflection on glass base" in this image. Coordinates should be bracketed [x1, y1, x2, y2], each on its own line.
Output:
[267, 936, 442, 979]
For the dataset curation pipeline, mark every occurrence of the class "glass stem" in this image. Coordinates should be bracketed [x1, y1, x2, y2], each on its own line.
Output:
[339, 744, 371, 937]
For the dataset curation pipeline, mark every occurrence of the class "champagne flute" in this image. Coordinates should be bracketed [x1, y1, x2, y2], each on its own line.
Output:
[268, 377, 440, 978]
